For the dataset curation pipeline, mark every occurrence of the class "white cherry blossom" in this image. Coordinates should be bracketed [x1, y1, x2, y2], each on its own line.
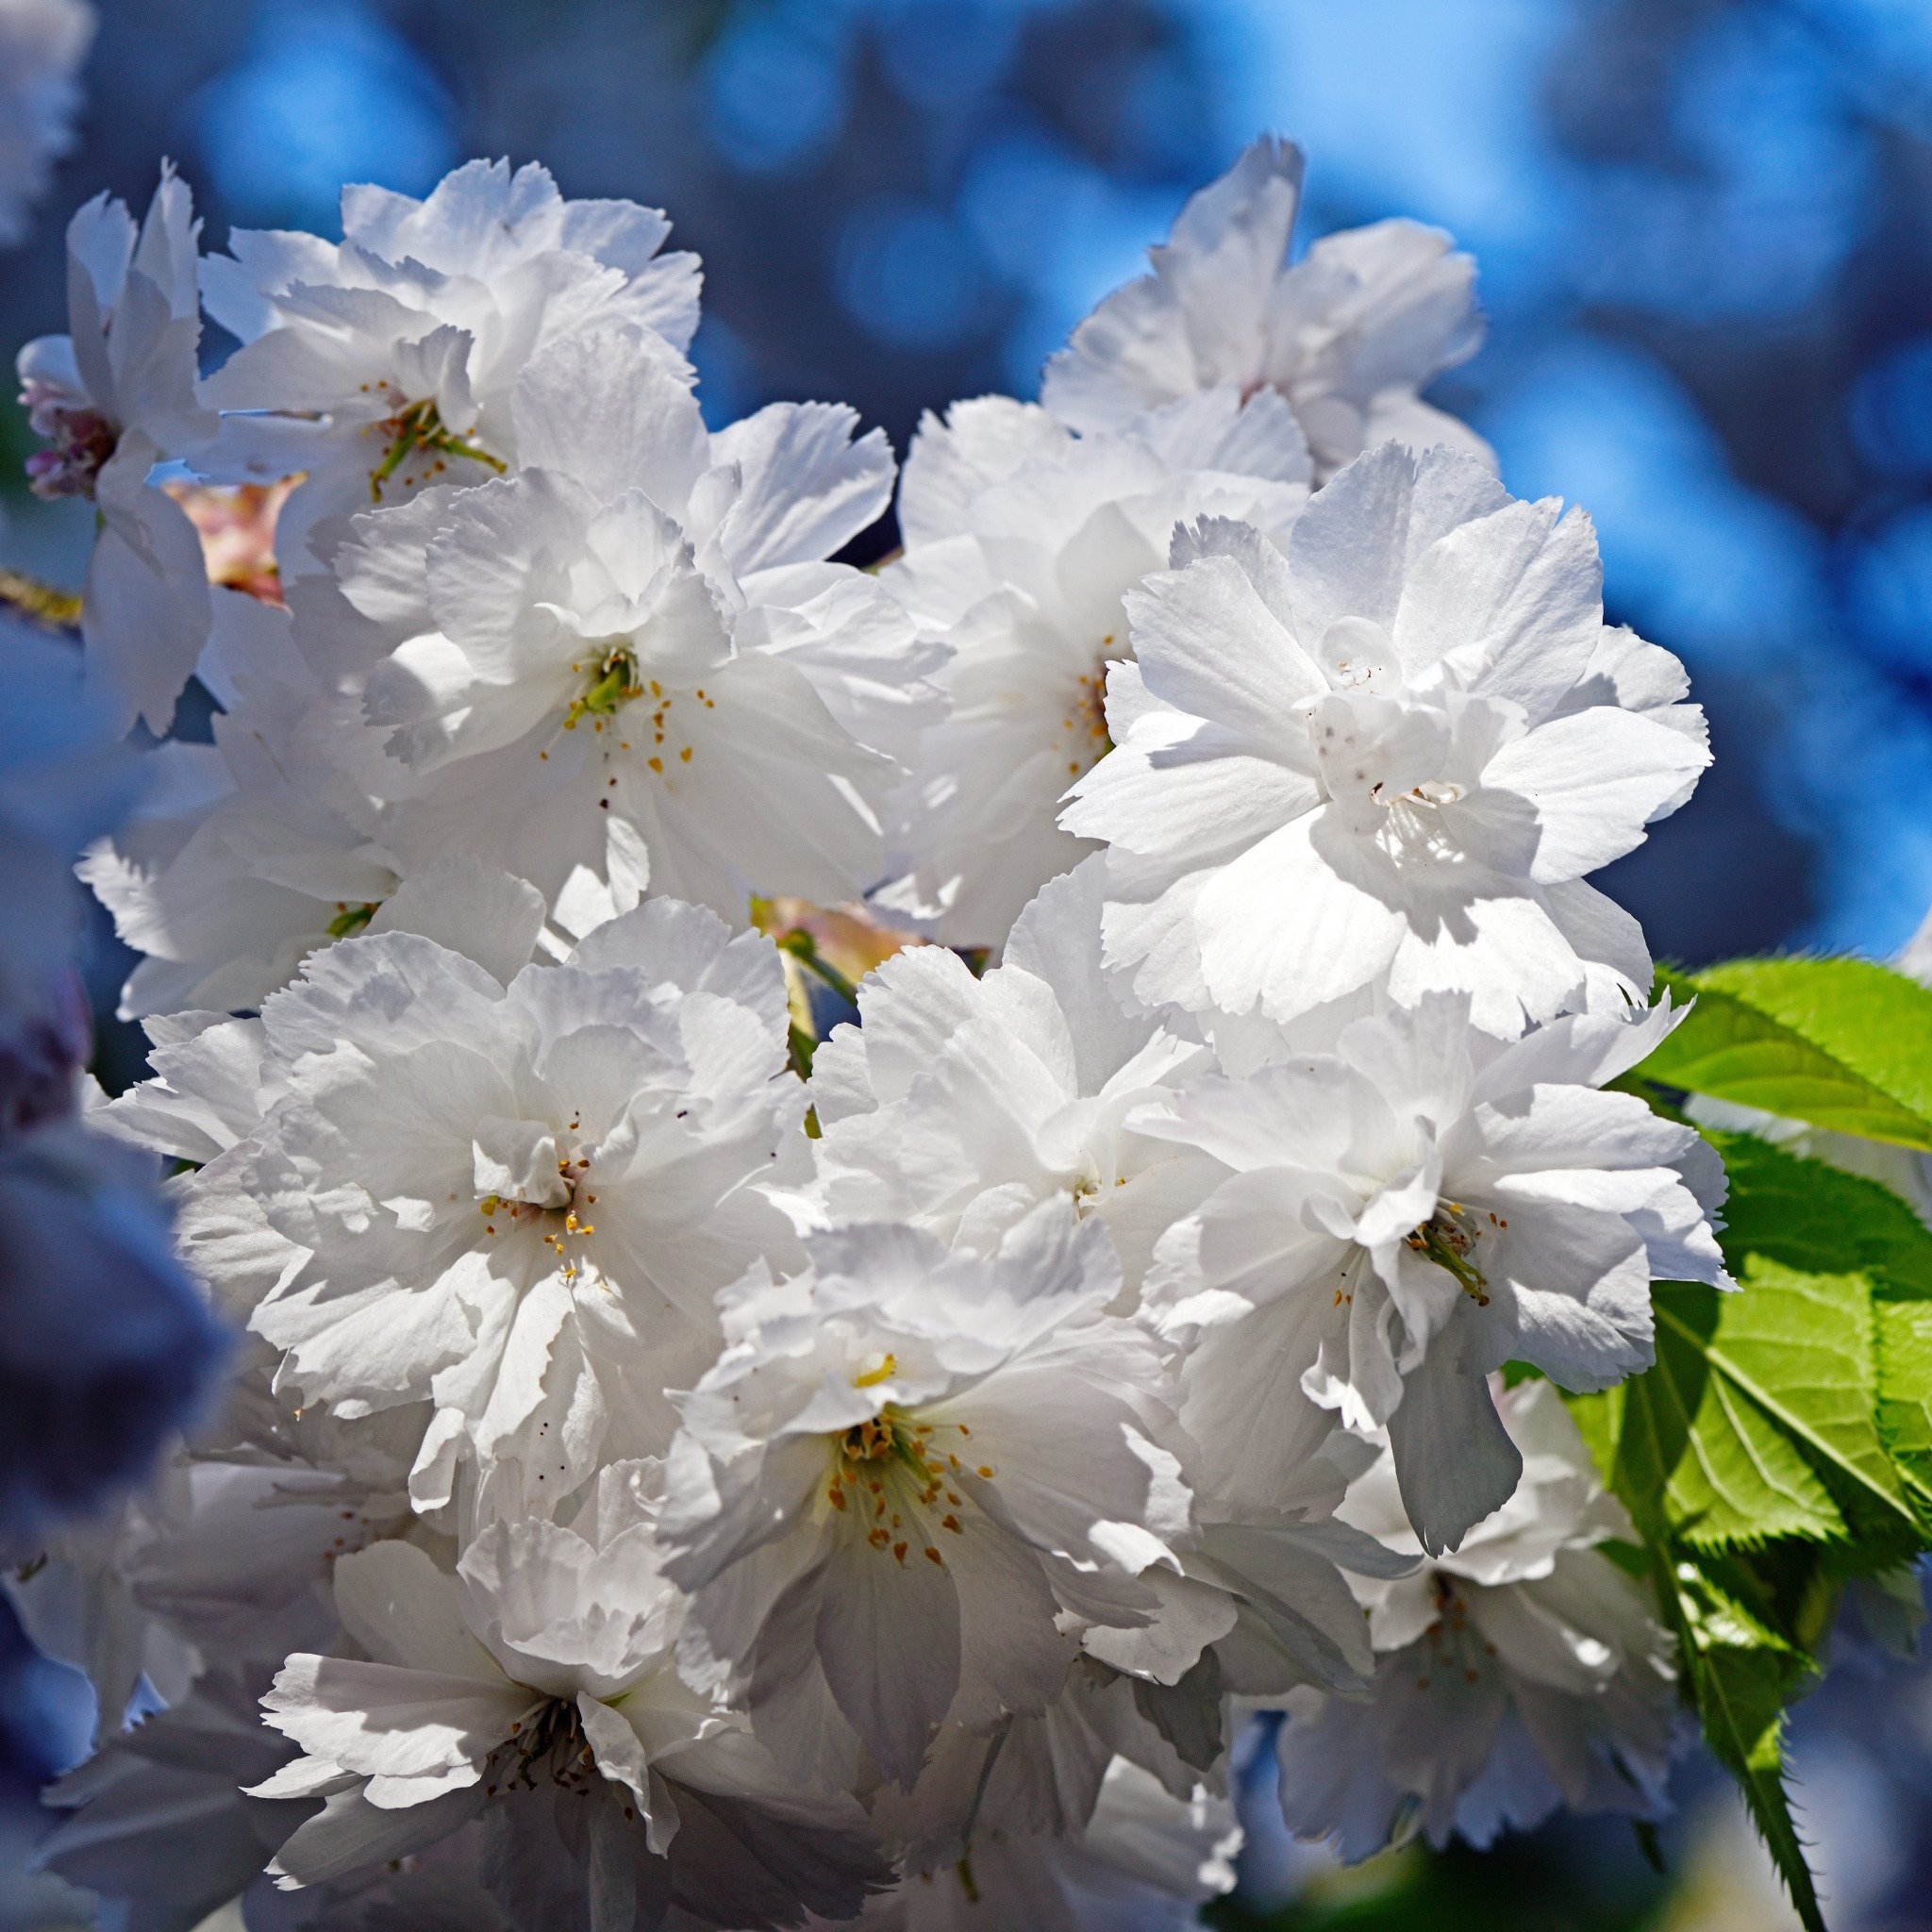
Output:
[1042, 136, 1491, 482]
[308, 325, 939, 929]
[200, 159, 701, 574]
[254, 1507, 886, 1928]
[17, 165, 217, 731]
[805, 858, 1221, 1291]
[874, 388, 1307, 943]
[1135, 993, 1728, 1554]
[5, 1442, 405, 1740]
[79, 589, 405, 1018]
[149, 896, 807, 1517]
[1063, 448, 1711, 1036]
[0, 129, 1827, 1930]
[1274, 1383, 1679, 1857]
[661, 1205, 1191, 1789]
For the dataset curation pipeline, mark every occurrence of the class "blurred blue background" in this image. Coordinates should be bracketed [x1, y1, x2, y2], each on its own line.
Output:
[4, 1, 1932, 1925]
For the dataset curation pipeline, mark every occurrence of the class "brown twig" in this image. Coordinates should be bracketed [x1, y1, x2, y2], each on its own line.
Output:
[0, 566, 81, 635]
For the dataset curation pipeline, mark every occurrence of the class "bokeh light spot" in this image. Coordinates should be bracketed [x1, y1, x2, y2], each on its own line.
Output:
[1850, 337, 1932, 480]
[705, 21, 846, 175]
[192, 0, 455, 234]
[836, 196, 989, 351]
[1844, 503, 1932, 679]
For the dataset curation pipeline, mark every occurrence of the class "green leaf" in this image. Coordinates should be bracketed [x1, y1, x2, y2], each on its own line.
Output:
[1583, 1137, 1919, 1549]
[1711, 1129, 1932, 1299]
[1560, 1112, 1932, 1932]
[1638, 965, 1932, 1150]
[1574, 1133, 1931, 1558]
[1876, 1297, 1932, 1500]
[1667, 1259, 1918, 1548]
[1701, 957, 1932, 1131]
[1712, 1131, 1932, 1532]
[1611, 1275, 1847, 1548]
[1657, 1552, 1825, 1932]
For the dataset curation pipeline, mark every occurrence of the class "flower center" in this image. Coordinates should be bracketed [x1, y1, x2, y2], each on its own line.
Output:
[544, 660, 711, 788]
[1378, 778, 1465, 809]
[825, 1366, 980, 1568]
[483, 1696, 596, 1796]
[1057, 652, 1115, 779]
[563, 646, 643, 731]
[1070, 1169, 1129, 1217]
[367, 394, 506, 501]
[22, 391, 116, 501]
[477, 1128, 597, 1284]
[1405, 1202, 1490, 1305]
[1412, 1574, 1501, 1693]
[326, 901, 379, 939]
[1309, 689, 1467, 819]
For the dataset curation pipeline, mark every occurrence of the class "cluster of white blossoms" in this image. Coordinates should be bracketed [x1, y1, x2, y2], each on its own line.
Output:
[8, 138, 1734, 1930]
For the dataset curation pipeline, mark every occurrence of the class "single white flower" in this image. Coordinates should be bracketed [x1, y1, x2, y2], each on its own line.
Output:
[253, 1509, 887, 1928]
[806, 858, 1221, 1291]
[152, 896, 807, 1516]
[78, 590, 405, 1018]
[200, 158, 702, 573]
[846, 1414, 1400, 1815]
[0, 0, 92, 248]
[310, 325, 939, 928]
[1041, 136, 1491, 482]
[874, 388, 1308, 943]
[1062, 450, 1712, 1036]
[92, 858, 596, 1224]
[661, 1204, 1191, 1789]
[1274, 1382, 1680, 1857]
[1135, 993, 1729, 1555]
[17, 164, 218, 732]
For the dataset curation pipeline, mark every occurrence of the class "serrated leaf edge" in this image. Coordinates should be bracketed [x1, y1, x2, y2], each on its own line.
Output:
[1654, 1302, 1919, 1540]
